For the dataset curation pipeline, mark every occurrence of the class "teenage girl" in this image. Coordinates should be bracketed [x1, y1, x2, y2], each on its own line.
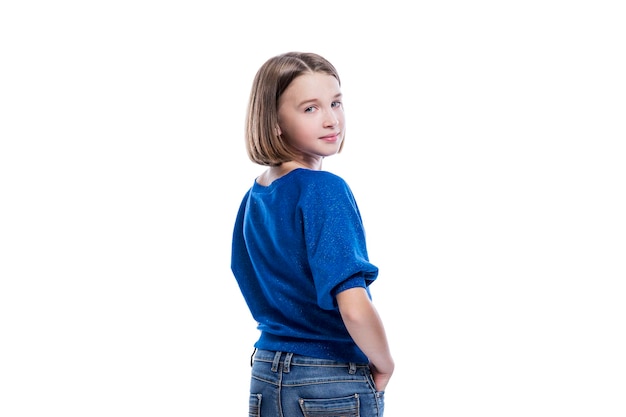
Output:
[231, 51, 394, 417]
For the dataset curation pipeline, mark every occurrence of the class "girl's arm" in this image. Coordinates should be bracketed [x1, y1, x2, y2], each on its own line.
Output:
[336, 287, 395, 391]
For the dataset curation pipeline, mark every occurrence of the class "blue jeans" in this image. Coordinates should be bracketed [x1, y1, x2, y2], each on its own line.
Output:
[248, 349, 385, 417]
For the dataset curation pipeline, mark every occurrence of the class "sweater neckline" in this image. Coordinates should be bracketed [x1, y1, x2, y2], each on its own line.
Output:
[253, 168, 309, 192]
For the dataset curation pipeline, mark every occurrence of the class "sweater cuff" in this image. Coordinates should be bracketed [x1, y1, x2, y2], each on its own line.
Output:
[332, 275, 367, 298]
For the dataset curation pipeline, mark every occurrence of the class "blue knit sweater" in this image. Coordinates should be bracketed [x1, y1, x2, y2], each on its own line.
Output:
[231, 168, 378, 363]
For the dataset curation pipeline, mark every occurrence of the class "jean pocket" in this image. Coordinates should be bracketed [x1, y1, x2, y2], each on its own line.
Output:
[375, 390, 385, 415]
[298, 393, 359, 417]
[248, 393, 261, 417]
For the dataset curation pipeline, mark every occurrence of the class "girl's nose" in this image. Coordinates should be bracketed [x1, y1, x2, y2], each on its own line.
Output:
[324, 111, 339, 127]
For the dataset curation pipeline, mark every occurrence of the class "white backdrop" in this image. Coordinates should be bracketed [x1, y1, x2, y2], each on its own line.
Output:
[1, 1, 625, 416]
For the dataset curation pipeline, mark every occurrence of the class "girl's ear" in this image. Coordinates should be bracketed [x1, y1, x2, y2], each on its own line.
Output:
[275, 126, 282, 137]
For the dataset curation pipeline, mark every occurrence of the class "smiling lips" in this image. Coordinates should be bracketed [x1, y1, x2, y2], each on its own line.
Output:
[320, 132, 340, 142]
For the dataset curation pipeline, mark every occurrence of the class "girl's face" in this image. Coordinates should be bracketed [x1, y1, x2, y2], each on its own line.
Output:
[277, 72, 345, 166]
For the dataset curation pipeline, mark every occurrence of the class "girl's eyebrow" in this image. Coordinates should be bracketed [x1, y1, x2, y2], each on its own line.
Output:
[297, 93, 343, 107]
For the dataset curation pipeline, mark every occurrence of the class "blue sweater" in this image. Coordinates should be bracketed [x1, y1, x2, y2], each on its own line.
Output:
[231, 168, 378, 363]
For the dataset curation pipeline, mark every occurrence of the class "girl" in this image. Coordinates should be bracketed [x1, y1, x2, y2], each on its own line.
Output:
[231, 52, 394, 417]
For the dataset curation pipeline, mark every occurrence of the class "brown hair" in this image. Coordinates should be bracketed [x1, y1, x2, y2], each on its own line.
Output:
[245, 52, 343, 166]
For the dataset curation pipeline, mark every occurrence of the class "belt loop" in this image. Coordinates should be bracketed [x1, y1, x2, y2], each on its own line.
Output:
[271, 351, 282, 372]
[283, 352, 293, 373]
[348, 362, 356, 374]
[250, 348, 257, 367]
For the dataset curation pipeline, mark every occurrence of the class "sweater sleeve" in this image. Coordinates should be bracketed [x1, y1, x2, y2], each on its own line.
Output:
[301, 173, 378, 310]
[230, 190, 263, 311]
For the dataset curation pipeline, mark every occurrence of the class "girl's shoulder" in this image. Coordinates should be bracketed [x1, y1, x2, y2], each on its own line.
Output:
[293, 168, 348, 188]
[292, 169, 356, 205]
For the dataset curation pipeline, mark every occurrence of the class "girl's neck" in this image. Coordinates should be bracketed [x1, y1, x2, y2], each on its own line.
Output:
[257, 160, 322, 187]
[282, 159, 322, 172]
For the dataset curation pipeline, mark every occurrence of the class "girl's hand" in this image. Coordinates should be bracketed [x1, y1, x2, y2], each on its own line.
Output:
[369, 362, 393, 392]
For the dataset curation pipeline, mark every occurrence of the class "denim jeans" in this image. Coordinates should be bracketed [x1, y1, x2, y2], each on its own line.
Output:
[248, 349, 385, 417]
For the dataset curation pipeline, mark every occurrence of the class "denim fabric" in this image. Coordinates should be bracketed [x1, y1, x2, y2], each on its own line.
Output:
[248, 349, 385, 417]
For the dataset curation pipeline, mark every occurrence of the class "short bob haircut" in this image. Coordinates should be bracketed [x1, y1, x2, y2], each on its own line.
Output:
[245, 52, 343, 166]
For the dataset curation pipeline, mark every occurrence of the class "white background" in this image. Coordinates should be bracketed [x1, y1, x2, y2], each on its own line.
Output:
[1, 1, 625, 416]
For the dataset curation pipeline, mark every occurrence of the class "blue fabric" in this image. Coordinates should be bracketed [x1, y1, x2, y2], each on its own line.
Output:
[231, 168, 378, 363]
[249, 350, 385, 417]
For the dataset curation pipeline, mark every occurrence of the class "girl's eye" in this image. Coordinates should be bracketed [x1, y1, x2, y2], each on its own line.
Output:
[331, 101, 342, 108]
[304, 106, 315, 113]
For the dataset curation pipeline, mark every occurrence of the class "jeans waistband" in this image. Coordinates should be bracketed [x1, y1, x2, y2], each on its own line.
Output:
[251, 349, 367, 374]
